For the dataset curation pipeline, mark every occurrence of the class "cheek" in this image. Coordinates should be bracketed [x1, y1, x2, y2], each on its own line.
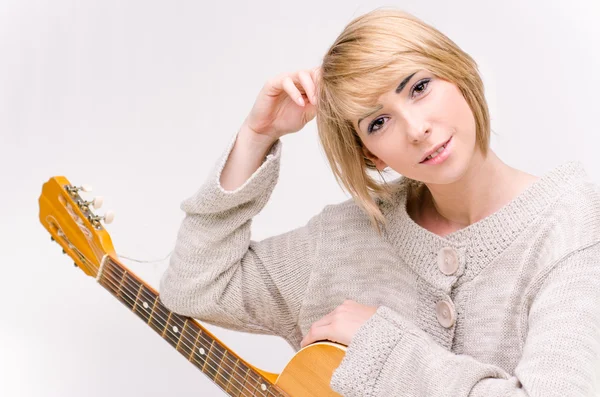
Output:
[443, 88, 474, 127]
[378, 143, 414, 169]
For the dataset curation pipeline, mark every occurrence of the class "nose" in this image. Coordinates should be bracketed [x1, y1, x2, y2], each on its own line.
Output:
[403, 109, 432, 143]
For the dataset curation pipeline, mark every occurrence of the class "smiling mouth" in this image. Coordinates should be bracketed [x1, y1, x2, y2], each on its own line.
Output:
[420, 137, 451, 163]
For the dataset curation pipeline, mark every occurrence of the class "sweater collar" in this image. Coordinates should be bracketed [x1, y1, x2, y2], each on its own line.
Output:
[379, 161, 588, 287]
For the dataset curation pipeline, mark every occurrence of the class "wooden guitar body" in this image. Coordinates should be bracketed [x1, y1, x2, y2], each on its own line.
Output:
[259, 342, 346, 397]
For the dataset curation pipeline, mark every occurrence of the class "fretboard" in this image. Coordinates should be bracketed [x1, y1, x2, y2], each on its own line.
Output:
[98, 256, 288, 397]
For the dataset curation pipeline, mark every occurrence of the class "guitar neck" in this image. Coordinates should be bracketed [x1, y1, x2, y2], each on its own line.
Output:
[97, 256, 287, 397]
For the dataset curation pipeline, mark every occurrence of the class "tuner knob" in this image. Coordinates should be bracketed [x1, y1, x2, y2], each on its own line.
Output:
[81, 184, 93, 192]
[103, 210, 115, 224]
[88, 211, 115, 227]
[92, 196, 104, 209]
[79, 196, 104, 211]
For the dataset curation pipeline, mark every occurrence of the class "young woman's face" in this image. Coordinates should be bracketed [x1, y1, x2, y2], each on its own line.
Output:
[354, 69, 480, 184]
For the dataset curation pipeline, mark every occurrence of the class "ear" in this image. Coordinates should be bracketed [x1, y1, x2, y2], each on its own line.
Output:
[362, 145, 388, 171]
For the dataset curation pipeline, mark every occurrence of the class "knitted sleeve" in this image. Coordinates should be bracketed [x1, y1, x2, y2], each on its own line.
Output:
[329, 242, 600, 397]
[158, 130, 323, 339]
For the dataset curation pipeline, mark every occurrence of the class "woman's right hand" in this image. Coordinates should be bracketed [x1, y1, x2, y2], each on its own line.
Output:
[243, 67, 321, 142]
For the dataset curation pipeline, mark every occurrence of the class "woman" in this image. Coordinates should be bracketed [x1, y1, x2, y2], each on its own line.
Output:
[159, 7, 600, 396]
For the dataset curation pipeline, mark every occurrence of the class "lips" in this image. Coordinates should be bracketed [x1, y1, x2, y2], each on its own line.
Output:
[420, 137, 451, 163]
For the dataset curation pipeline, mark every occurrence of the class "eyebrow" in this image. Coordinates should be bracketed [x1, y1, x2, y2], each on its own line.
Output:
[357, 71, 418, 128]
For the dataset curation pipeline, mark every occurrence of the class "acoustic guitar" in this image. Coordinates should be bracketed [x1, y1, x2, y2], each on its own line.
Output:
[38, 176, 346, 397]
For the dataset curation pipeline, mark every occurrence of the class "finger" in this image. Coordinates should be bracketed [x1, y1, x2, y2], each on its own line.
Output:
[301, 314, 334, 348]
[309, 304, 347, 329]
[281, 75, 305, 107]
[310, 314, 334, 329]
[311, 66, 321, 91]
[302, 323, 332, 348]
[297, 70, 316, 105]
[264, 73, 303, 103]
[311, 65, 321, 82]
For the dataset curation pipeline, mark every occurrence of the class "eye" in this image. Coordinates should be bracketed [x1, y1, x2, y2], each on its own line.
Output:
[411, 78, 430, 98]
[367, 78, 431, 135]
[367, 79, 430, 134]
[367, 116, 389, 134]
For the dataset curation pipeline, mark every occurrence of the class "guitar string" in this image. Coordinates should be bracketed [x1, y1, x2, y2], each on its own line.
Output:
[57, 222, 289, 397]
[98, 269, 283, 397]
[98, 267, 286, 397]
[62, 232, 279, 397]
[66, 229, 281, 397]
[98, 269, 284, 397]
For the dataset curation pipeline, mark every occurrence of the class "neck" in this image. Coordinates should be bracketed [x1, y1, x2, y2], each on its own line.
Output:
[96, 257, 286, 397]
[419, 149, 532, 230]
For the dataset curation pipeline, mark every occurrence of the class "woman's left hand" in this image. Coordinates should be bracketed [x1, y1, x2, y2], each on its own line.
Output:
[300, 299, 378, 348]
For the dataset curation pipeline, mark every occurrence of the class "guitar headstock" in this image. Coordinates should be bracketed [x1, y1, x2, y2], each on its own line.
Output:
[39, 176, 117, 278]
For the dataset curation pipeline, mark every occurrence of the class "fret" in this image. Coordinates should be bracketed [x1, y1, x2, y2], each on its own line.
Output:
[161, 312, 172, 338]
[133, 284, 155, 323]
[131, 283, 143, 313]
[148, 293, 166, 334]
[214, 350, 234, 391]
[202, 340, 225, 382]
[190, 327, 212, 371]
[239, 367, 252, 397]
[110, 261, 124, 288]
[99, 260, 122, 295]
[242, 367, 259, 397]
[180, 320, 200, 363]
[118, 271, 138, 310]
[98, 272, 112, 293]
[175, 319, 188, 353]
[228, 357, 247, 397]
[97, 260, 289, 397]
[164, 312, 186, 349]
[116, 269, 127, 301]
[245, 369, 269, 397]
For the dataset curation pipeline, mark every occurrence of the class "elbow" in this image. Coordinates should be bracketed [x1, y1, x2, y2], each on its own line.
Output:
[158, 272, 200, 317]
[158, 277, 182, 315]
[158, 269, 220, 319]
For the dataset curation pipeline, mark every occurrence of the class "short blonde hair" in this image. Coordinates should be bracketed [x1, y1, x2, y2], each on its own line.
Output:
[315, 7, 491, 235]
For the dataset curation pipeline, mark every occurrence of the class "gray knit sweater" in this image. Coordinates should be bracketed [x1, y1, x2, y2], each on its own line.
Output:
[159, 130, 600, 396]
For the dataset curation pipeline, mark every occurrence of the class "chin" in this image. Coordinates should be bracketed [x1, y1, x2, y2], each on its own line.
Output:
[416, 149, 474, 186]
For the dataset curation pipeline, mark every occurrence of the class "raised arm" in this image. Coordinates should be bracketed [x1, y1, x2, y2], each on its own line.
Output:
[159, 67, 323, 342]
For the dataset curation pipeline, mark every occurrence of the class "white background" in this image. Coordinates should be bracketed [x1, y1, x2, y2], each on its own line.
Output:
[1, 0, 599, 396]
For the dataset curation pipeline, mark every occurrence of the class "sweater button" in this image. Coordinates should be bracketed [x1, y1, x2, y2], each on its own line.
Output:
[438, 247, 459, 275]
[435, 300, 456, 328]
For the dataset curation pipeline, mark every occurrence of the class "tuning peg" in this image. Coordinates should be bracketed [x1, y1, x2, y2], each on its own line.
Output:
[103, 210, 115, 224]
[66, 184, 93, 194]
[80, 196, 104, 210]
[89, 210, 115, 227]
[91, 196, 104, 208]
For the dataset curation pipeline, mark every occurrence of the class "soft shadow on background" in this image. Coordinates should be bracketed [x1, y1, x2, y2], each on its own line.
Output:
[1, 0, 599, 396]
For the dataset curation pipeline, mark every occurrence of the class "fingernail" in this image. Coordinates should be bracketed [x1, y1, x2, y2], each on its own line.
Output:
[297, 96, 305, 106]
